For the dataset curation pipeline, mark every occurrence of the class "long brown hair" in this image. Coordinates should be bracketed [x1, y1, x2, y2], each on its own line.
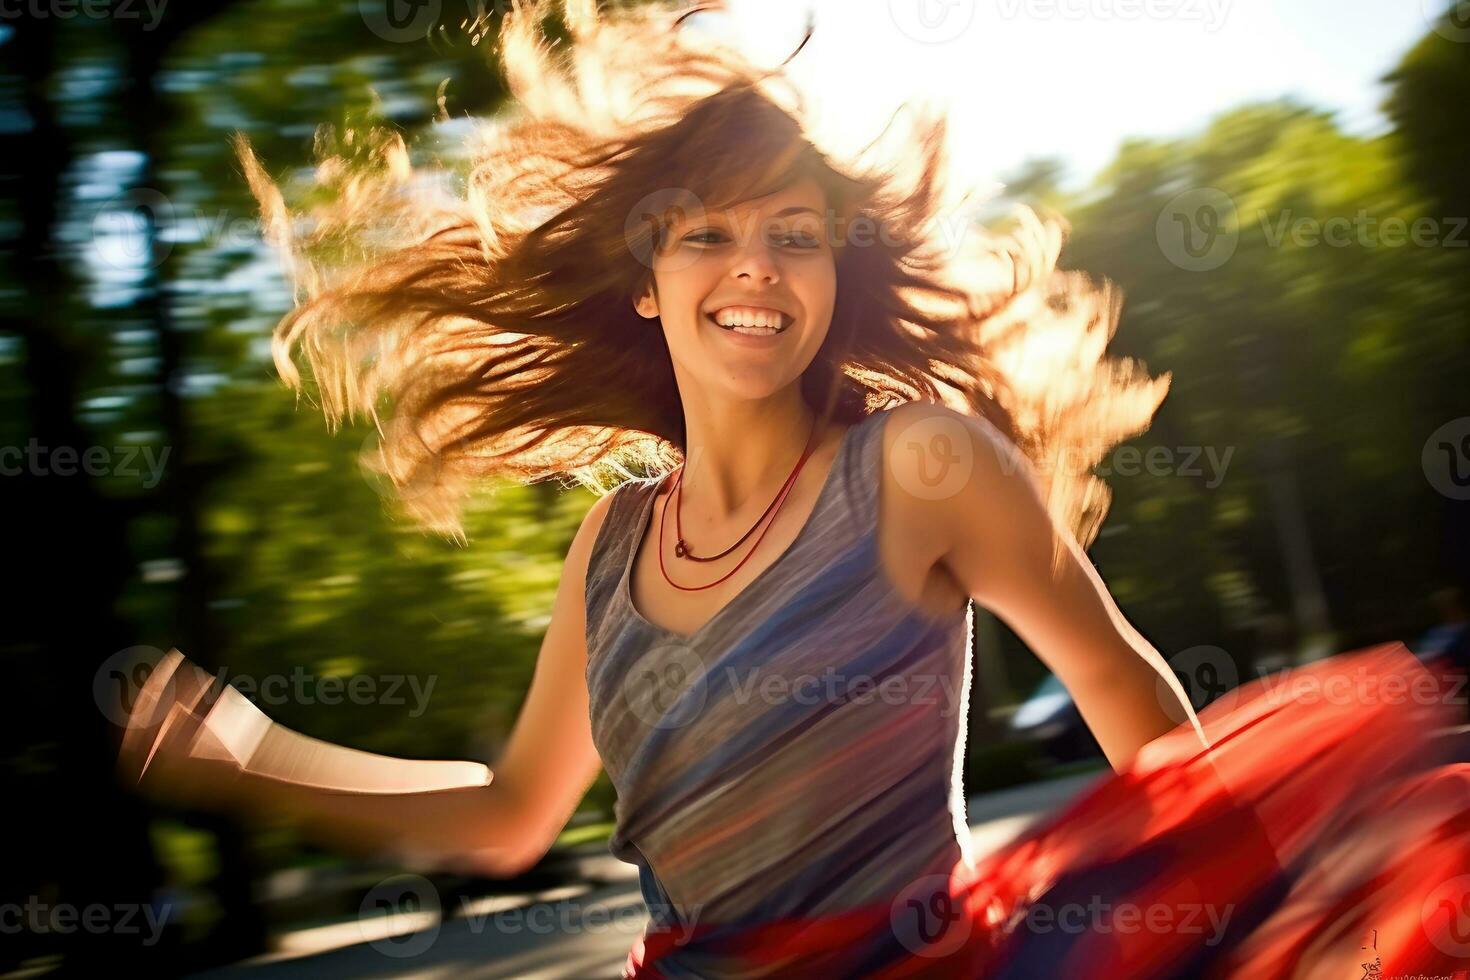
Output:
[233, 0, 1169, 567]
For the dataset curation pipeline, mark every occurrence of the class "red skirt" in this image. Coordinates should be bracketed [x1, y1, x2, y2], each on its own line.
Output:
[626, 641, 1470, 979]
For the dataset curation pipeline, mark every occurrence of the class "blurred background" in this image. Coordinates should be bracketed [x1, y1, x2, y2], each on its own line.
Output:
[3, 0, 1468, 976]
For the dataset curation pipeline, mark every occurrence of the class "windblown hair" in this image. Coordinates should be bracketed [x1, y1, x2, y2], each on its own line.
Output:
[233, 0, 1169, 570]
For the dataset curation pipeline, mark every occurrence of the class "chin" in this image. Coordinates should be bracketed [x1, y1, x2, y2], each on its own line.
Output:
[708, 375, 794, 402]
[676, 332, 822, 399]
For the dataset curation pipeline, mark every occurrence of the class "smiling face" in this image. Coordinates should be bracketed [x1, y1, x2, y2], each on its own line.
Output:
[632, 176, 837, 403]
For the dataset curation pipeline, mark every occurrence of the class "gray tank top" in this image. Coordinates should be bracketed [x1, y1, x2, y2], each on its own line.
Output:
[583, 407, 974, 973]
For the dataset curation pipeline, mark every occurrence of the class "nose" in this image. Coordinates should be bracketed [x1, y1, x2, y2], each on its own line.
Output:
[728, 236, 780, 286]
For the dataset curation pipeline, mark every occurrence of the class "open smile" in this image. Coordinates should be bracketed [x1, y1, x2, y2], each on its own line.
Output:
[703, 305, 795, 336]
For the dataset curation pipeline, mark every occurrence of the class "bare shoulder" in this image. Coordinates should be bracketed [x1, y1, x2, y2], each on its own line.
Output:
[876, 401, 1031, 516]
[877, 401, 1047, 598]
[566, 483, 621, 578]
[579, 482, 619, 531]
[879, 401, 1025, 474]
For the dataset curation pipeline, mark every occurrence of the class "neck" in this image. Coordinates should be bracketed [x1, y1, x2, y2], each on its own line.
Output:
[676, 392, 823, 520]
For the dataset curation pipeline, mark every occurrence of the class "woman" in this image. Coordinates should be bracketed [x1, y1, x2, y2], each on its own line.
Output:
[115, 2, 1470, 976]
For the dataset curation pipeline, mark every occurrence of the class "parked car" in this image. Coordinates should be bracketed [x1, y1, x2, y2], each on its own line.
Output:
[1007, 673, 1101, 763]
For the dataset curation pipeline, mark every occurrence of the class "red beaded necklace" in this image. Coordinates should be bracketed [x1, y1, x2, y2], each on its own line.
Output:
[657, 419, 821, 592]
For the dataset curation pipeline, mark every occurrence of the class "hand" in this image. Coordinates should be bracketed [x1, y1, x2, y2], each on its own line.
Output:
[114, 648, 249, 813]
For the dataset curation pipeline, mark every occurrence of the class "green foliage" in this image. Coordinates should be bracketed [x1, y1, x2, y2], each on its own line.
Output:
[6, 5, 1469, 950]
[1020, 89, 1470, 660]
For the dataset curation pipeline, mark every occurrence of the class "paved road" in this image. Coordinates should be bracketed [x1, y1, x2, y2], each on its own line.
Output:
[193, 771, 1108, 980]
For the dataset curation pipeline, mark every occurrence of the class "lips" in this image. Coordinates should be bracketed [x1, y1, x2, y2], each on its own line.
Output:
[704, 313, 792, 336]
[704, 305, 794, 333]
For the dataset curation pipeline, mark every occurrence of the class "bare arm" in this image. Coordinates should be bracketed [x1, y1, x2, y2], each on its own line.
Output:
[455, 488, 613, 872]
[120, 490, 615, 877]
[886, 402, 1208, 771]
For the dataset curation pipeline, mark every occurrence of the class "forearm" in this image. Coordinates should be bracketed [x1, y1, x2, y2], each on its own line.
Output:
[1074, 633, 1211, 772]
[205, 684, 491, 792]
[1077, 673, 1194, 772]
[235, 770, 531, 876]
[201, 684, 533, 874]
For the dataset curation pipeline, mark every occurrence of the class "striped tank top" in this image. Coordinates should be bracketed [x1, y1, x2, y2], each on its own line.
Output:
[584, 407, 975, 976]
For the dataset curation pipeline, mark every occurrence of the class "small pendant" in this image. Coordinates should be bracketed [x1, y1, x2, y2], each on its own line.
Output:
[674, 539, 687, 558]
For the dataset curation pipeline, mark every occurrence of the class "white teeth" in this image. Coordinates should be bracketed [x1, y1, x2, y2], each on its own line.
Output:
[710, 308, 789, 332]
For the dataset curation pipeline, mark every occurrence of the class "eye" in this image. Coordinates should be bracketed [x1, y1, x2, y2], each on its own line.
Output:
[778, 231, 821, 249]
[682, 228, 821, 248]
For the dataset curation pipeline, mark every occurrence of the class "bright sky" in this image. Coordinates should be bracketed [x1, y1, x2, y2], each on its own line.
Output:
[684, 0, 1441, 194]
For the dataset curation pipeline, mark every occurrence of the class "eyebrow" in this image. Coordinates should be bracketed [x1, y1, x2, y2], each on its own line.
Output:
[678, 204, 823, 229]
[704, 205, 821, 220]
